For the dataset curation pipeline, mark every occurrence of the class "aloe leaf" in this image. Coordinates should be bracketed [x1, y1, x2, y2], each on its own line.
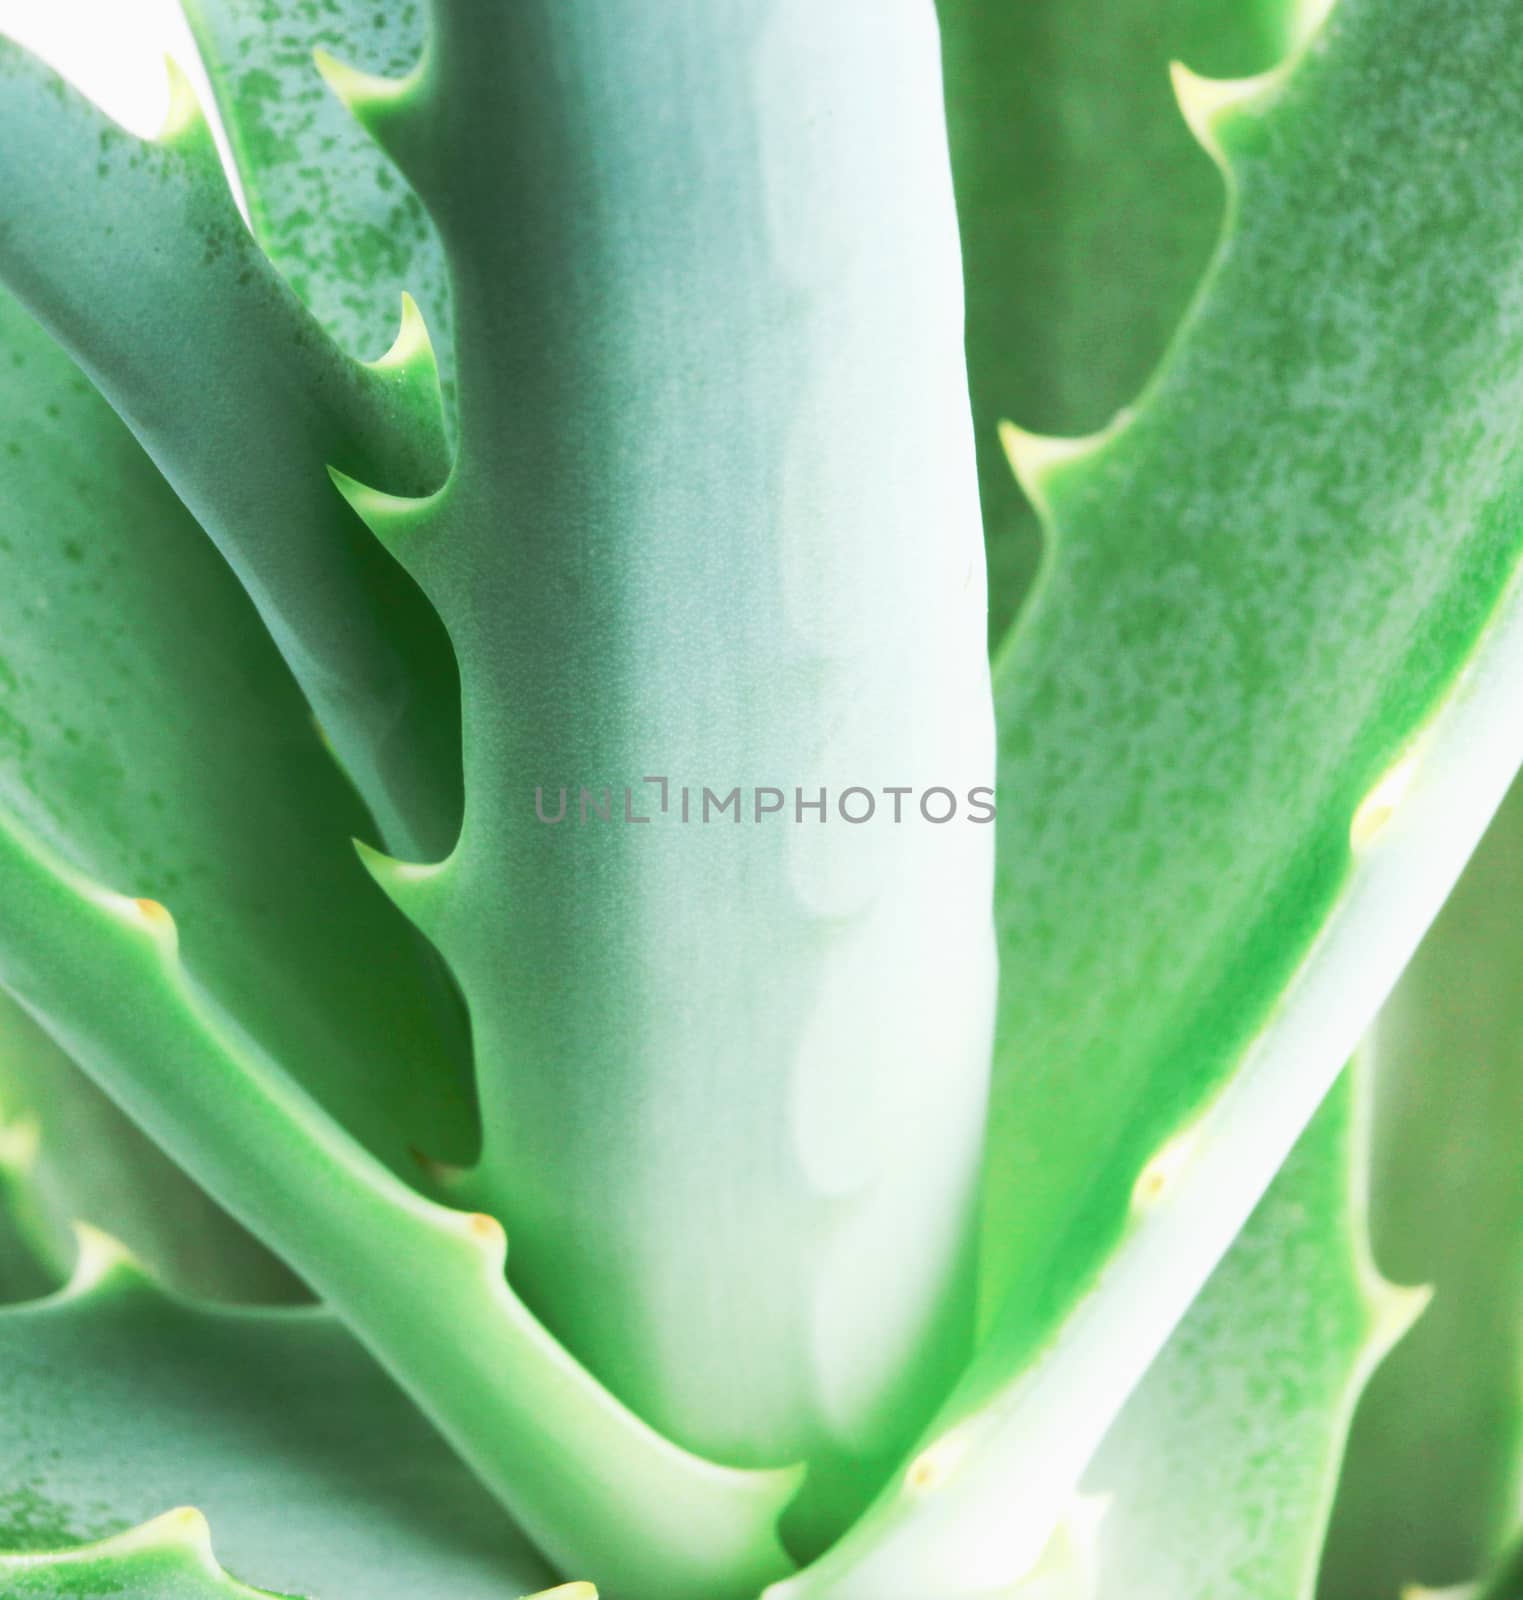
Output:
[0, 1102, 49, 1303]
[0, 39, 459, 856]
[0, 989, 296, 1302]
[0, 1241, 554, 1598]
[0, 803, 799, 1600]
[1320, 774, 1523, 1595]
[938, 0, 1301, 645]
[324, 0, 996, 1520]
[1081, 1068, 1424, 1598]
[0, 282, 474, 1172]
[773, 0, 1523, 1590]
[180, 0, 455, 414]
[0, 1514, 280, 1600]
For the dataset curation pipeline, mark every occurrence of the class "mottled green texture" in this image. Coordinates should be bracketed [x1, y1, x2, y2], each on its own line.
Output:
[0, 1257, 552, 1598]
[0, 1520, 278, 1600]
[0, 43, 459, 858]
[1322, 775, 1523, 1596]
[1085, 1070, 1409, 1598]
[937, 0, 1298, 644]
[334, 0, 997, 1519]
[1, 1, 1521, 1597]
[0, 802, 798, 1600]
[182, 0, 456, 420]
[985, 0, 1523, 1416]
[771, 0, 1523, 1591]
[0, 287, 473, 1174]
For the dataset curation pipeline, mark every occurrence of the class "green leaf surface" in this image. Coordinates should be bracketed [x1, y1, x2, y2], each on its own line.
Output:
[0, 799, 799, 1600]
[0, 989, 294, 1303]
[0, 1249, 553, 1599]
[0, 1514, 278, 1600]
[182, 0, 456, 417]
[937, 0, 1301, 644]
[1083, 1069, 1421, 1599]
[775, 0, 1523, 1590]
[0, 285, 474, 1173]
[0, 1105, 49, 1305]
[329, 0, 997, 1527]
[1321, 774, 1523, 1596]
[0, 39, 459, 857]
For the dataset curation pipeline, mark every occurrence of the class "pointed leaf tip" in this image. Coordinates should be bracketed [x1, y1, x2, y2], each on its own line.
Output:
[326, 466, 442, 554]
[351, 835, 450, 932]
[998, 417, 1122, 523]
[64, 1222, 141, 1296]
[313, 46, 426, 159]
[160, 1504, 216, 1557]
[157, 54, 205, 146]
[370, 291, 437, 374]
[1169, 60, 1283, 165]
[312, 47, 397, 113]
[102, 891, 181, 952]
[1365, 1274, 1434, 1360]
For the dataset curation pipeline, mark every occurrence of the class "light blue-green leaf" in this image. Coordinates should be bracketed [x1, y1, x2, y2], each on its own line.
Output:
[0, 39, 459, 856]
[182, 0, 456, 419]
[0, 1247, 553, 1598]
[0, 282, 473, 1175]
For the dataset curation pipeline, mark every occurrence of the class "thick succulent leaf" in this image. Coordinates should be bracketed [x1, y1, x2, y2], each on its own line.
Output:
[0, 801, 800, 1600]
[0, 990, 295, 1302]
[1081, 1068, 1422, 1598]
[182, 0, 456, 412]
[937, 0, 1300, 644]
[774, 0, 1523, 1591]
[0, 287, 473, 1172]
[328, 0, 996, 1529]
[0, 1513, 278, 1600]
[1320, 773, 1523, 1595]
[0, 1106, 49, 1304]
[0, 39, 459, 857]
[0, 1245, 554, 1599]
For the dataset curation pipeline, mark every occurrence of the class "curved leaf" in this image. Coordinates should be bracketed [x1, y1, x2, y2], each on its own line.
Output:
[0, 283, 473, 1172]
[0, 39, 459, 856]
[1084, 1069, 1422, 1599]
[0, 1247, 553, 1600]
[0, 799, 800, 1600]
[1321, 774, 1523, 1595]
[0, 990, 295, 1303]
[937, 0, 1300, 644]
[327, 0, 997, 1526]
[776, 0, 1523, 1589]
[181, 0, 456, 415]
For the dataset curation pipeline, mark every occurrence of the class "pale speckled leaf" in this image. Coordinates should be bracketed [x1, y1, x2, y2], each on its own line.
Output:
[0, 40, 460, 858]
[184, 0, 456, 418]
[0, 284, 474, 1177]
[937, 0, 1298, 643]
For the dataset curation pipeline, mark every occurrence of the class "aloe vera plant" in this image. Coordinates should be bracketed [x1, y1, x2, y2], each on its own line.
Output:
[2, 0, 1523, 1594]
